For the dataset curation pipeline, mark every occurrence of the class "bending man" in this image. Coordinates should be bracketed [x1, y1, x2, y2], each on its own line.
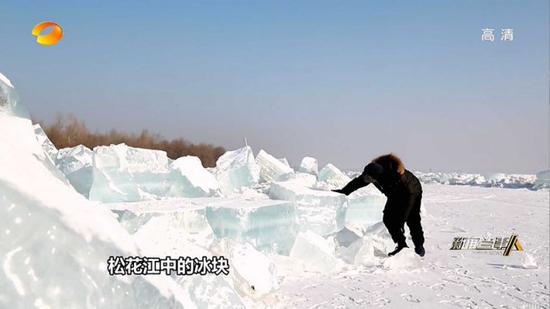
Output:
[333, 154, 425, 257]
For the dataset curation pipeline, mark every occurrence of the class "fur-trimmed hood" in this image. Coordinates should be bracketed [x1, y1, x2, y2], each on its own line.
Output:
[372, 153, 405, 175]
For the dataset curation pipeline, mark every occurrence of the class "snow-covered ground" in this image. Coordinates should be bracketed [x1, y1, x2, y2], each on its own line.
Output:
[267, 184, 550, 308]
[1, 71, 549, 308]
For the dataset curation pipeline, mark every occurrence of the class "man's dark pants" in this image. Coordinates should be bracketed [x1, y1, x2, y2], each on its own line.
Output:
[382, 193, 424, 248]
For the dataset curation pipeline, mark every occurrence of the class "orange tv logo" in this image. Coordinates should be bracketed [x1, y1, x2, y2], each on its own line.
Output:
[32, 21, 63, 45]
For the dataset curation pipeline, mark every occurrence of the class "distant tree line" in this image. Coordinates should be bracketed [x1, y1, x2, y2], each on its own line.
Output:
[38, 115, 225, 167]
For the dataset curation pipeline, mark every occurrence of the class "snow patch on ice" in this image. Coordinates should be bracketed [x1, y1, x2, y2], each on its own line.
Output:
[169, 156, 219, 197]
[298, 156, 318, 176]
[316, 163, 351, 190]
[255, 149, 293, 183]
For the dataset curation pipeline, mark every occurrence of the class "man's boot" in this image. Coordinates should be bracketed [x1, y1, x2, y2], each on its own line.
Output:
[414, 246, 425, 257]
[388, 243, 408, 256]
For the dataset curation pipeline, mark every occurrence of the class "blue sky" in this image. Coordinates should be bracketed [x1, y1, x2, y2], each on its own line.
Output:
[0, 1, 548, 173]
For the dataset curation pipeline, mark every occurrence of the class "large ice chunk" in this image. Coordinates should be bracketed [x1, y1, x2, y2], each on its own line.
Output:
[268, 176, 347, 235]
[205, 198, 298, 254]
[298, 156, 318, 175]
[215, 146, 260, 194]
[317, 163, 351, 189]
[89, 144, 171, 202]
[61, 145, 220, 201]
[169, 156, 219, 197]
[337, 222, 394, 266]
[340, 237, 387, 266]
[289, 231, 341, 273]
[330, 226, 361, 248]
[111, 197, 299, 255]
[255, 149, 293, 182]
[229, 242, 277, 298]
[109, 200, 214, 243]
[268, 175, 341, 205]
[56, 145, 95, 197]
[346, 189, 386, 228]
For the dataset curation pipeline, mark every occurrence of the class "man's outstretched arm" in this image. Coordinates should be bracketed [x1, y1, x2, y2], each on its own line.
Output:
[332, 175, 370, 195]
[332, 163, 383, 195]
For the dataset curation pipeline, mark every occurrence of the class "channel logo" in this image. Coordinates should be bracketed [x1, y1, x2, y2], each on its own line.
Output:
[32, 21, 63, 46]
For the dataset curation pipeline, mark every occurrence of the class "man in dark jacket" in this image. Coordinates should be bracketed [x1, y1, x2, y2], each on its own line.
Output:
[333, 154, 425, 257]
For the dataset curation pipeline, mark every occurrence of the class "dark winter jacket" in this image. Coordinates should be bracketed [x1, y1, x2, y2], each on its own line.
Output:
[337, 154, 422, 197]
